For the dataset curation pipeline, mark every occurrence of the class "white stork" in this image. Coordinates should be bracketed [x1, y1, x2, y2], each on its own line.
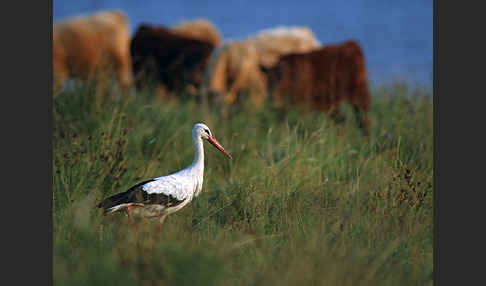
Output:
[97, 123, 232, 230]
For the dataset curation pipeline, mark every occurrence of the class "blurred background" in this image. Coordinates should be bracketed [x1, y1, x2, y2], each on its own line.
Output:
[53, 0, 433, 89]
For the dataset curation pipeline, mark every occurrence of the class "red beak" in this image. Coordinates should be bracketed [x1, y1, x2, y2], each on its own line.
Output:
[207, 136, 232, 160]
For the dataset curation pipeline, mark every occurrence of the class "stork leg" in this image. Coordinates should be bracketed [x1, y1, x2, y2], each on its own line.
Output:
[157, 214, 168, 233]
[125, 208, 137, 232]
[151, 214, 168, 242]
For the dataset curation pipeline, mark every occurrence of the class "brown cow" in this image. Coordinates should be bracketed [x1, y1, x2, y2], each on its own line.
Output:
[260, 40, 371, 133]
[130, 24, 215, 93]
[172, 18, 223, 47]
[53, 10, 133, 92]
[202, 26, 320, 108]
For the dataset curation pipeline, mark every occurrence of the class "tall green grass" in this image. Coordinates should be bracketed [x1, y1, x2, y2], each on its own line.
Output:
[53, 82, 433, 286]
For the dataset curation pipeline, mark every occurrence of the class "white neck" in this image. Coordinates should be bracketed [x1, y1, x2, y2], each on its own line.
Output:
[190, 134, 205, 173]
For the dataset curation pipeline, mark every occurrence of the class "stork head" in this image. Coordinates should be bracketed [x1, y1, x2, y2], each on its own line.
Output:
[193, 123, 232, 160]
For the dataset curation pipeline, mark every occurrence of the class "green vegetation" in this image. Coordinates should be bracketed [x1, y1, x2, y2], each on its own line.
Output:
[53, 82, 433, 286]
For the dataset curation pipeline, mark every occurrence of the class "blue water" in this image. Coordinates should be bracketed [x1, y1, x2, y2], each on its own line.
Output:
[54, 0, 433, 88]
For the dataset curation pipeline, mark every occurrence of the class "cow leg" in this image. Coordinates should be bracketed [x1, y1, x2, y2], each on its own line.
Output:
[330, 107, 346, 124]
[225, 60, 256, 105]
[352, 104, 370, 136]
[349, 85, 371, 135]
[116, 55, 134, 95]
[53, 65, 69, 96]
[247, 71, 267, 109]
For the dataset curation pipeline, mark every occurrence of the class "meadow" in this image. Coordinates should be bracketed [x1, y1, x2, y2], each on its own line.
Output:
[53, 81, 433, 286]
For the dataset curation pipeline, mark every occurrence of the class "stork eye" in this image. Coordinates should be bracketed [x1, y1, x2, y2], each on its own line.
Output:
[204, 129, 210, 135]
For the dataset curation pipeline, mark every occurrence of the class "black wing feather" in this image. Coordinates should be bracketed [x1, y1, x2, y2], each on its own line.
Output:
[97, 178, 186, 213]
[97, 179, 155, 210]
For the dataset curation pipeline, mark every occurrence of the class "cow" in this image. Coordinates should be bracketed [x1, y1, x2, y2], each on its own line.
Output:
[202, 26, 320, 108]
[130, 24, 215, 94]
[53, 10, 133, 92]
[172, 18, 223, 47]
[259, 40, 371, 133]
[202, 40, 266, 108]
